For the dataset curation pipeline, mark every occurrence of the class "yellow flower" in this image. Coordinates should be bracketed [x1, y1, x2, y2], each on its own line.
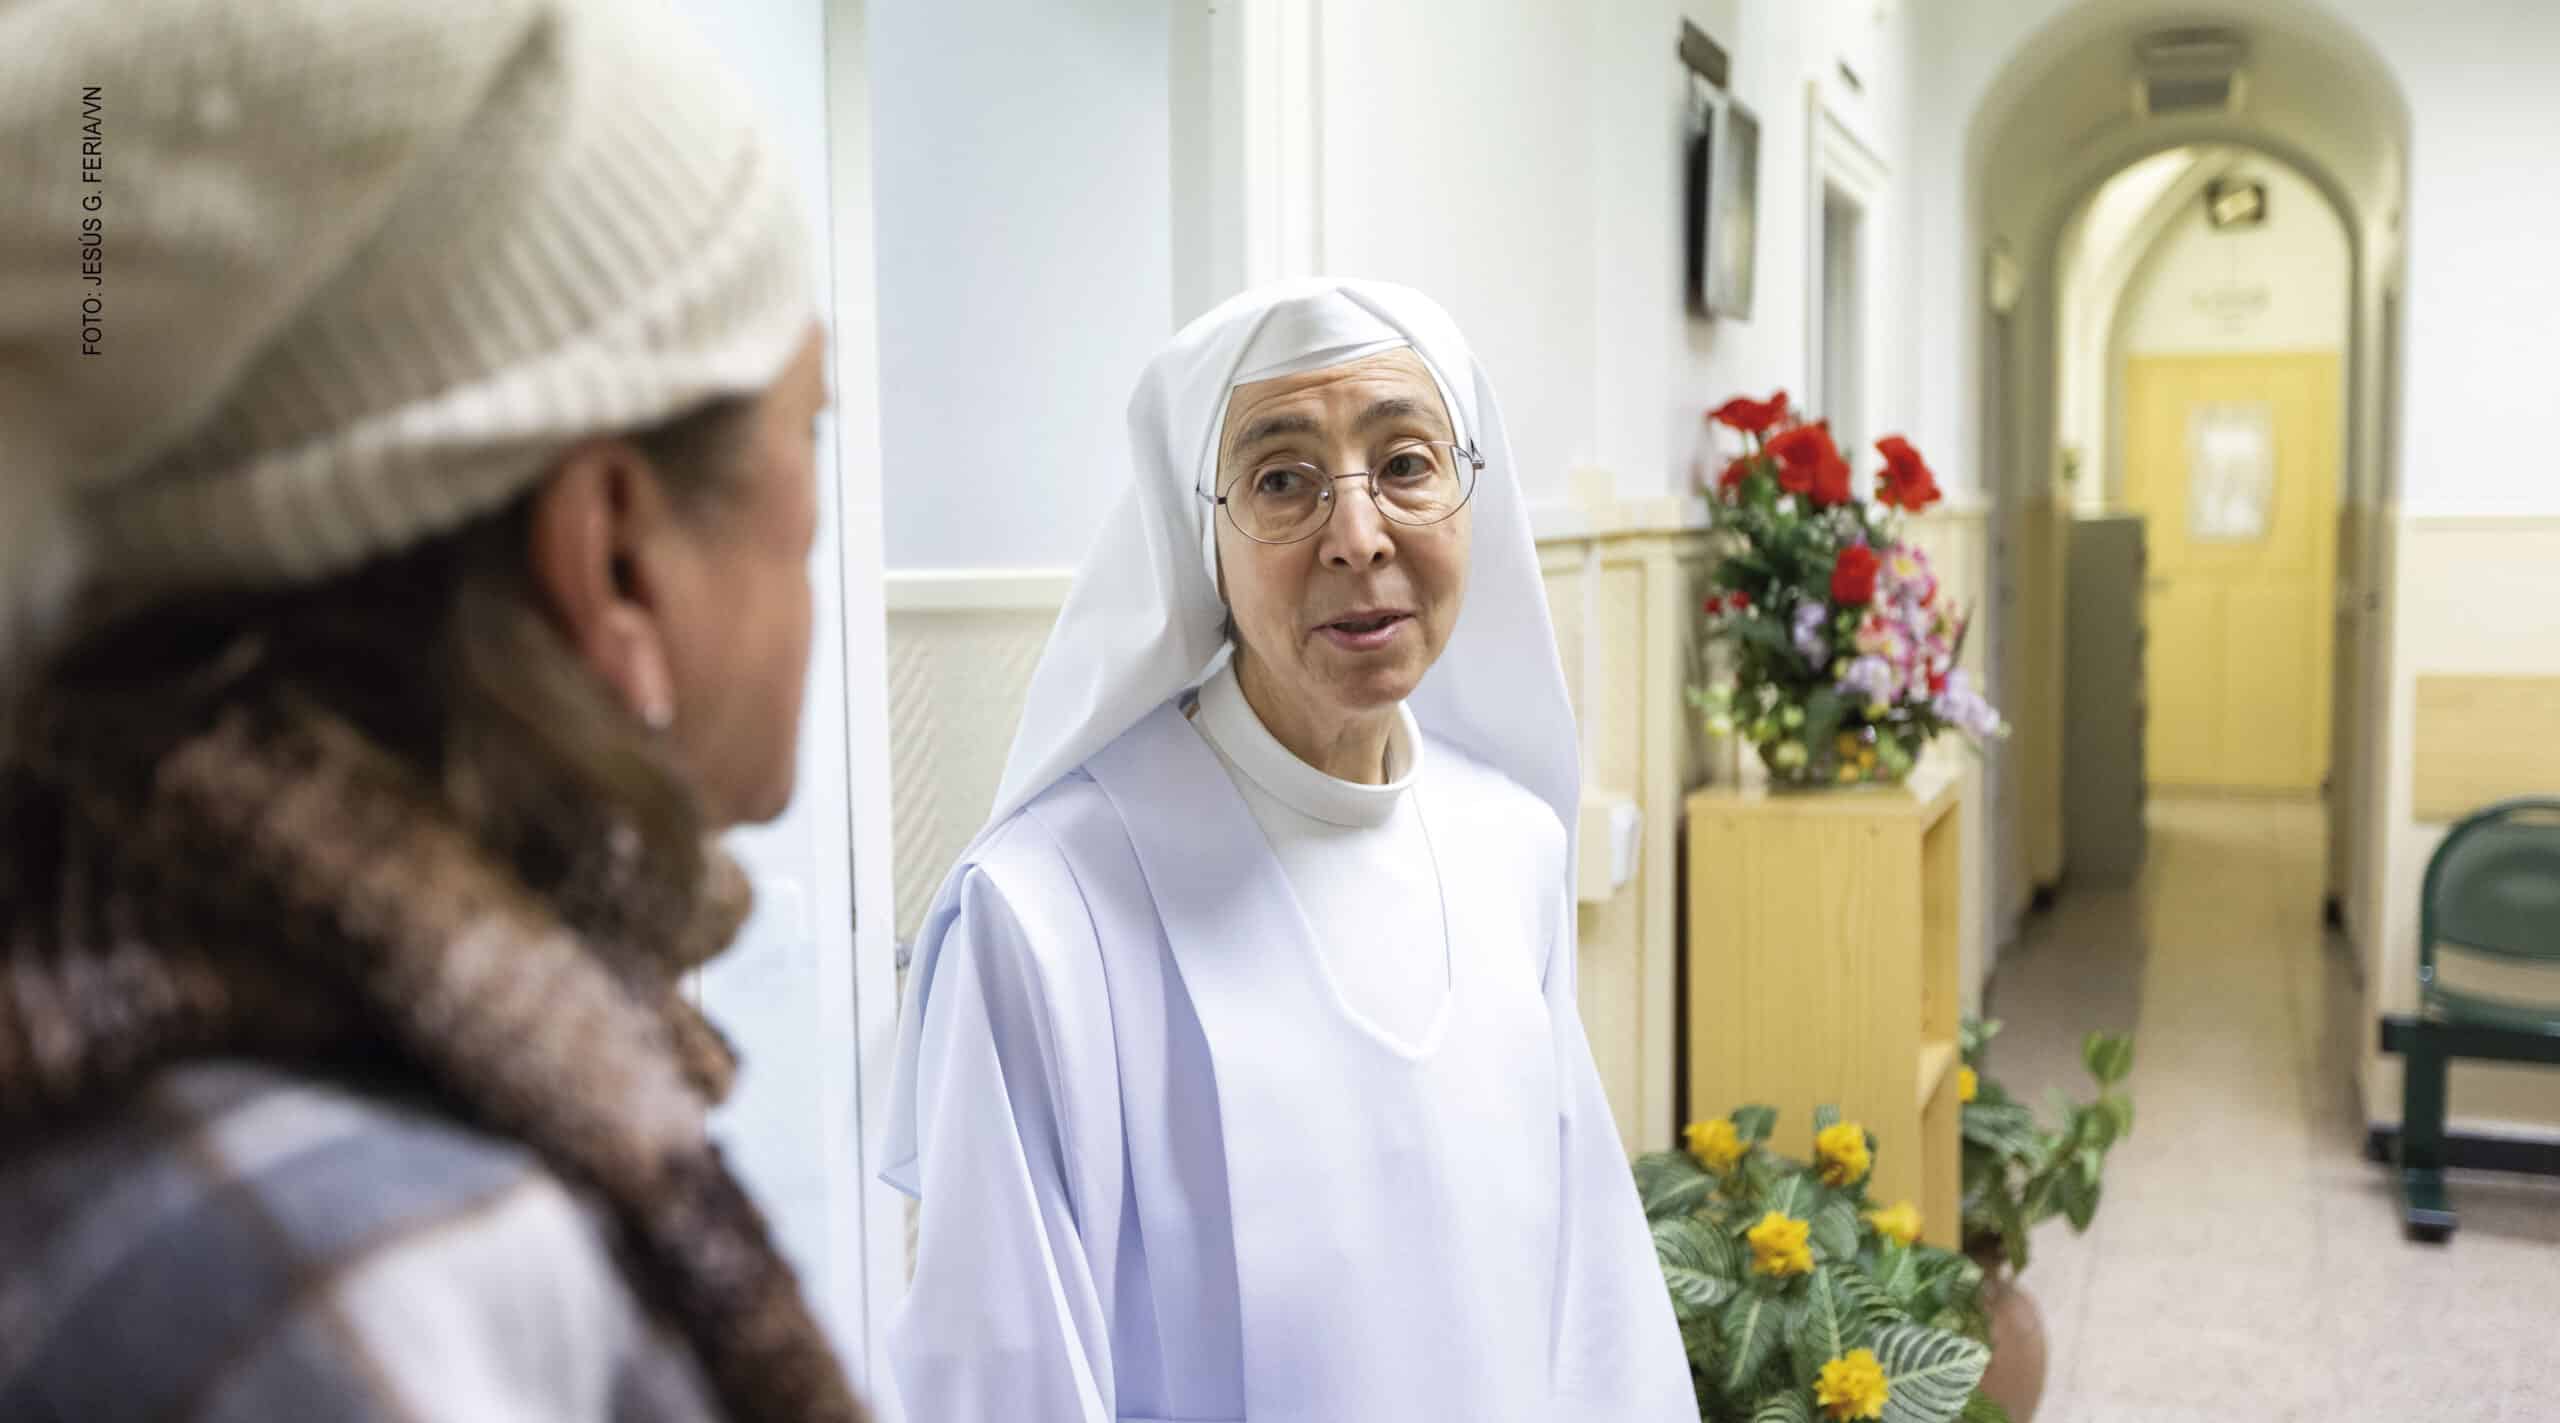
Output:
[1747, 1211, 1815, 1278]
[1816, 1122, 1873, 1188]
[1835, 732, 1861, 757]
[1815, 1348, 1891, 1421]
[1865, 1200, 1923, 1246]
[1836, 762, 1860, 784]
[1958, 1065, 1979, 1104]
[1684, 1118, 1747, 1172]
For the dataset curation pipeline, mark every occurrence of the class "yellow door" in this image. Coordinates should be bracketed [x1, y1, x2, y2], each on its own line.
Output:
[2122, 352, 2341, 793]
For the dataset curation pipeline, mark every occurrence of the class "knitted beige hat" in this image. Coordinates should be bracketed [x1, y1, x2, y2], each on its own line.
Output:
[0, 0, 817, 669]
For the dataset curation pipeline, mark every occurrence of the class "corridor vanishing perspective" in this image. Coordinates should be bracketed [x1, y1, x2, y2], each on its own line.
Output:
[1989, 798, 2560, 1421]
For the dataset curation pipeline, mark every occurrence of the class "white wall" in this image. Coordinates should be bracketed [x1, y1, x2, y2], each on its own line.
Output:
[871, 0, 1177, 571]
[2339, 1, 2560, 516]
[1315, 0, 1924, 513]
[2119, 161, 2349, 356]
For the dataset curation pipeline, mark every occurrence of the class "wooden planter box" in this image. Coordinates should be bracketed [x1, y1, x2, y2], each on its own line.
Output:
[1684, 766, 1965, 1246]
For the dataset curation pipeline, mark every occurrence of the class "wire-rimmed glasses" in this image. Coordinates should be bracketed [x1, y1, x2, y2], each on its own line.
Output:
[1202, 439, 1484, 545]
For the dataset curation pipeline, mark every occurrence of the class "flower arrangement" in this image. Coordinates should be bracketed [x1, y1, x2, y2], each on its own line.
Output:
[1958, 1019, 2137, 1273]
[1689, 391, 2007, 788]
[1636, 1105, 2007, 1423]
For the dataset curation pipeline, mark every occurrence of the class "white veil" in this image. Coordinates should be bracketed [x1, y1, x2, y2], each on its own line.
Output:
[881, 277, 1580, 1189]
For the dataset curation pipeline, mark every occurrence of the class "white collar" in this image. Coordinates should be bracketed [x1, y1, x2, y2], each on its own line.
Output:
[1192, 659, 1419, 829]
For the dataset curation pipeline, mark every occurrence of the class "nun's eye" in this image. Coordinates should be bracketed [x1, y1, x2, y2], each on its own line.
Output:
[1254, 466, 1316, 498]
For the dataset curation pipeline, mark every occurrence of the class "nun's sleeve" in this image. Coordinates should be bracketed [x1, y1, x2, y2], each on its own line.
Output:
[887, 867, 1114, 1423]
[1538, 874, 1700, 1418]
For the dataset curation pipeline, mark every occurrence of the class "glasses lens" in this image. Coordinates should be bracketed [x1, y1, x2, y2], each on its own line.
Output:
[1373, 442, 1474, 525]
[1233, 462, 1329, 542]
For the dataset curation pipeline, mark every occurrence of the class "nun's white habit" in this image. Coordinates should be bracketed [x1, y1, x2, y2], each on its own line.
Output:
[881, 280, 1692, 1422]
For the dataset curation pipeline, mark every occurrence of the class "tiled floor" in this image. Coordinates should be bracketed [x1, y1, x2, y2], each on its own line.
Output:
[1983, 796, 2560, 1422]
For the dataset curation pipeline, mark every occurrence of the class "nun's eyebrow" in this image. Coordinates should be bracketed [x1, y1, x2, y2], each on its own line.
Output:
[1355, 396, 1430, 429]
[1231, 411, 1321, 451]
[1229, 395, 1443, 455]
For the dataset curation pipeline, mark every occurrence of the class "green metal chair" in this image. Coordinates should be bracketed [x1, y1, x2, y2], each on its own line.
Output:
[2379, 797, 2560, 1242]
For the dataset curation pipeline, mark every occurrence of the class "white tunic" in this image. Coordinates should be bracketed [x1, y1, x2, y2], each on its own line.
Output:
[1185, 662, 1445, 1047]
[885, 698, 1693, 1422]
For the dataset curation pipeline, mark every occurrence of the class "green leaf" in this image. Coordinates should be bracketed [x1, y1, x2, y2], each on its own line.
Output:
[1996, 1186, 2032, 1274]
[1872, 1322, 1992, 1423]
[1751, 1389, 1817, 1423]
[1657, 1214, 1745, 1283]
[1636, 1150, 1721, 1221]
[1667, 1263, 1740, 1317]
[1731, 1105, 1780, 1143]
[1959, 1390, 2015, 1423]
[1802, 688, 1847, 751]
[1729, 614, 1796, 660]
[2062, 1173, 2103, 1232]
[1763, 1172, 1819, 1223]
[1679, 1310, 1721, 1373]
[1788, 1264, 1897, 1389]
[2100, 1093, 2136, 1142]
[1812, 1197, 1861, 1263]
[1958, 1102, 2040, 1161]
[1813, 1103, 1843, 1136]
[1718, 1287, 1789, 1398]
[2082, 1032, 2135, 1085]
[1873, 1240, 1923, 1305]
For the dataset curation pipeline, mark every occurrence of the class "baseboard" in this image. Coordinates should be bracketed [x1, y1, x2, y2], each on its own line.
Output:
[2365, 1125, 2560, 1177]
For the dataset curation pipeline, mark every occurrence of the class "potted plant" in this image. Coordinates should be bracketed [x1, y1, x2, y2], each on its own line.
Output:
[1634, 1104, 2009, 1422]
[1954, 1019, 2137, 1422]
[1687, 391, 2006, 788]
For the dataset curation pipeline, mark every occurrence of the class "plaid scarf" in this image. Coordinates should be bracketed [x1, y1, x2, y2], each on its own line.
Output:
[0, 698, 866, 1423]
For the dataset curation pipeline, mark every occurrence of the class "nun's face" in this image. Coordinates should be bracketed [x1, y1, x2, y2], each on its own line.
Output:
[1214, 348, 1471, 722]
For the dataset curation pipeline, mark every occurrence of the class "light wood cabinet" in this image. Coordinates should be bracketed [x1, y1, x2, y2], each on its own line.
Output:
[1683, 767, 1966, 1248]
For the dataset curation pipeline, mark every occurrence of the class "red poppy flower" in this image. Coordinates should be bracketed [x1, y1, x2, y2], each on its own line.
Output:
[1710, 391, 1790, 435]
[1811, 453, 1853, 508]
[1729, 588, 1752, 612]
[1766, 422, 1838, 472]
[1717, 456, 1753, 495]
[1831, 545, 1882, 606]
[1875, 435, 1943, 511]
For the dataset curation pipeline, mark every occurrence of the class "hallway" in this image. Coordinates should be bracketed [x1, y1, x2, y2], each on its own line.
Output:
[1987, 797, 2560, 1421]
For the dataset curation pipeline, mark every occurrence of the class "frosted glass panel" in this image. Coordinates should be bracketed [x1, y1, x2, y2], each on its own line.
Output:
[2187, 402, 2275, 542]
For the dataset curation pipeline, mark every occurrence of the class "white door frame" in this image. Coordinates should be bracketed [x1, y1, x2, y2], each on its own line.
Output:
[819, 0, 908, 1398]
[1804, 80, 1888, 447]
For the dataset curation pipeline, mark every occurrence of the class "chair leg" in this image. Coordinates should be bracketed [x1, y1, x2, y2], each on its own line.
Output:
[2397, 1032, 2456, 1243]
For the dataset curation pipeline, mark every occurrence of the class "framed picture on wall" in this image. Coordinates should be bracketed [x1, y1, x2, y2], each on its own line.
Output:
[1685, 121, 1716, 315]
[1689, 97, 1759, 320]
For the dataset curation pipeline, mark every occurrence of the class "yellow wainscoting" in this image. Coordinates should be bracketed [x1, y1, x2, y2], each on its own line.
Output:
[1539, 515, 1713, 1153]
[2412, 676, 2560, 824]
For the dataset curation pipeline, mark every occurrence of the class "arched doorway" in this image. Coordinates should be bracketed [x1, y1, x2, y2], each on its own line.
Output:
[1955, 1, 2411, 1005]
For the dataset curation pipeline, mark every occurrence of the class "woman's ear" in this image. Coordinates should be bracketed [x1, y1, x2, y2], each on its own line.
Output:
[528, 445, 679, 731]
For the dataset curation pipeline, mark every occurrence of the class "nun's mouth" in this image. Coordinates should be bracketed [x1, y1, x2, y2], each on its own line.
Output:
[1316, 610, 1411, 650]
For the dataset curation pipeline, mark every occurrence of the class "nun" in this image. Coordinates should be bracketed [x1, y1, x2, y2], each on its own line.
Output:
[883, 279, 1692, 1421]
